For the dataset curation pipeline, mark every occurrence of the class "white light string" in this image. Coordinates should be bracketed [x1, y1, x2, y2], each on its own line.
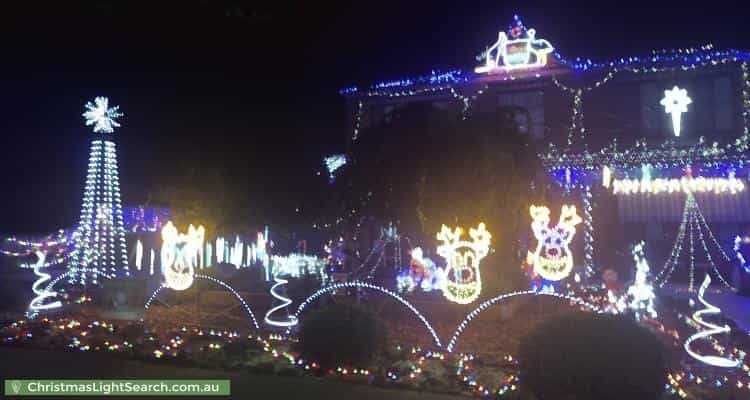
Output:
[286, 281, 442, 348]
[655, 194, 736, 291]
[582, 186, 595, 278]
[446, 290, 602, 352]
[684, 274, 741, 368]
[27, 252, 62, 315]
[44, 267, 113, 294]
[143, 274, 260, 330]
[264, 276, 299, 328]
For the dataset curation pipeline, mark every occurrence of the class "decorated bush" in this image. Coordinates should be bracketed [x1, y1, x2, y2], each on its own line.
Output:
[520, 312, 667, 400]
[298, 302, 387, 368]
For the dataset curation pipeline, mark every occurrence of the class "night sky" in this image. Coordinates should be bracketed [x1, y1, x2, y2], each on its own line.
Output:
[0, 0, 747, 235]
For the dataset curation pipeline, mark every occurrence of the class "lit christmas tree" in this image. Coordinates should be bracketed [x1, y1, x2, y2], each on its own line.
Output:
[70, 97, 129, 284]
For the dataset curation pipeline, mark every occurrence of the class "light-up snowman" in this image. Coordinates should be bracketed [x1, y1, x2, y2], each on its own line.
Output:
[528, 205, 581, 281]
[161, 221, 205, 291]
[436, 223, 491, 304]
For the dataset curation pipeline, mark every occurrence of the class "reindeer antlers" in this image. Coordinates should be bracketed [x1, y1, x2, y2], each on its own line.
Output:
[437, 223, 491, 248]
[529, 205, 551, 224]
[469, 223, 492, 248]
[436, 225, 463, 246]
[530, 205, 581, 228]
[560, 205, 582, 228]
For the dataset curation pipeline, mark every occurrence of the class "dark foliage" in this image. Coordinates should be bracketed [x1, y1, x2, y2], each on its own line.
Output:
[519, 312, 667, 400]
[297, 302, 387, 367]
[324, 103, 542, 293]
[286, 275, 324, 305]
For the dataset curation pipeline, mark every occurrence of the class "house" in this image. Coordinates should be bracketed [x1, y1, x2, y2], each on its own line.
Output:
[339, 16, 750, 291]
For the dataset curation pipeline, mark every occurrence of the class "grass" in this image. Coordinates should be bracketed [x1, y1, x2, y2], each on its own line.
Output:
[0, 347, 462, 400]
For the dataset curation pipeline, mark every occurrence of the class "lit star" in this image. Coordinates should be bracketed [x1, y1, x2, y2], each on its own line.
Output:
[82, 96, 123, 133]
[660, 86, 691, 137]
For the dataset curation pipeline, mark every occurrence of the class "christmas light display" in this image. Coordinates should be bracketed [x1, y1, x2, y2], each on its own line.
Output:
[323, 154, 347, 182]
[135, 239, 143, 271]
[446, 290, 602, 352]
[436, 223, 491, 304]
[264, 276, 299, 328]
[618, 241, 657, 320]
[123, 206, 168, 233]
[396, 247, 445, 293]
[655, 194, 735, 291]
[270, 254, 326, 281]
[733, 235, 750, 273]
[351, 100, 363, 141]
[612, 175, 745, 195]
[475, 15, 554, 74]
[351, 224, 405, 280]
[44, 267, 111, 295]
[144, 274, 260, 330]
[1, 231, 71, 268]
[211, 231, 271, 274]
[215, 237, 225, 263]
[70, 97, 128, 284]
[288, 281, 442, 348]
[256, 230, 271, 280]
[230, 236, 244, 267]
[582, 186, 594, 278]
[26, 252, 62, 315]
[82, 96, 122, 134]
[528, 205, 581, 281]
[660, 86, 692, 137]
[160, 222, 205, 291]
[684, 275, 741, 368]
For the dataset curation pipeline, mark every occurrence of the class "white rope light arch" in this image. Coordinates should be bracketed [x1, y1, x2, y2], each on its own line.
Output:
[44, 267, 112, 293]
[143, 274, 260, 330]
[286, 281, 442, 348]
[446, 290, 603, 352]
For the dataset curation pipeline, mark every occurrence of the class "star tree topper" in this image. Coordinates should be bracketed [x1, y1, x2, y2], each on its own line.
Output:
[83, 96, 123, 133]
[660, 86, 691, 137]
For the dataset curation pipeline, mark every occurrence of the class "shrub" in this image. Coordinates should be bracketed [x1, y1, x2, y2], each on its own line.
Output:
[298, 302, 387, 367]
[520, 312, 667, 400]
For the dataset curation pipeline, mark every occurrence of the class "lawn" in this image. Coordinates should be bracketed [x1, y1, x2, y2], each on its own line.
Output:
[0, 347, 462, 399]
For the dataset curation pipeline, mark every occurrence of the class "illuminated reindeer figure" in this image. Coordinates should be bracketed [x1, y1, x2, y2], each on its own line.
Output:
[436, 223, 491, 304]
[161, 221, 205, 291]
[528, 205, 582, 281]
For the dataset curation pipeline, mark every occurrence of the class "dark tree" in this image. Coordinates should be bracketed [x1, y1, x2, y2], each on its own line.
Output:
[520, 313, 668, 400]
[324, 102, 541, 292]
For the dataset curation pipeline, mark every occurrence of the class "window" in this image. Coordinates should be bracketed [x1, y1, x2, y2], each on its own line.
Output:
[713, 76, 733, 132]
[498, 91, 545, 140]
[640, 74, 736, 139]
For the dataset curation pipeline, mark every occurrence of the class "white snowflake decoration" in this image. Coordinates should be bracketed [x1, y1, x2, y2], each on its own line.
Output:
[82, 96, 123, 133]
[660, 86, 691, 137]
[323, 154, 347, 182]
